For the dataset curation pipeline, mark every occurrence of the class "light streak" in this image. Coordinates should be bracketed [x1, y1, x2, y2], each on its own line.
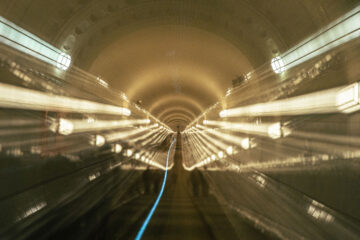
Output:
[220, 83, 360, 117]
[0, 82, 131, 116]
[53, 118, 149, 135]
[135, 137, 177, 240]
[0, 16, 71, 70]
[197, 124, 251, 148]
[271, 6, 360, 73]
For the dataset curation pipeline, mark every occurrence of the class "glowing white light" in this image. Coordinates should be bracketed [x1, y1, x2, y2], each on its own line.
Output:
[58, 118, 74, 135]
[96, 77, 109, 88]
[87, 117, 95, 123]
[219, 110, 228, 118]
[59, 119, 149, 134]
[218, 151, 224, 159]
[112, 144, 122, 153]
[336, 83, 360, 113]
[126, 149, 133, 157]
[211, 154, 216, 161]
[146, 119, 151, 124]
[56, 53, 71, 70]
[95, 135, 105, 147]
[271, 56, 286, 74]
[21, 202, 47, 219]
[241, 138, 250, 149]
[135, 153, 140, 159]
[226, 146, 233, 155]
[268, 123, 282, 139]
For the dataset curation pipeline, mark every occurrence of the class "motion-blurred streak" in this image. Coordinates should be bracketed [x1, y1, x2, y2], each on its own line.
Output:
[187, 131, 218, 156]
[0, 82, 131, 116]
[196, 124, 250, 150]
[283, 137, 360, 157]
[220, 82, 360, 117]
[52, 118, 150, 135]
[0, 119, 43, 127]
[191, 127, 229, 152]
[104, 124, 158, 143]
[203, 119, 287, 139]
[0, 127, 48, 136]
[187, 129, 219, 154]
[184, 133, 209, 160]
[271, 5, 360, 74]
[137, 129, 167, 146]
[0, 16, 71, 70]
[291, 130, 360, 146]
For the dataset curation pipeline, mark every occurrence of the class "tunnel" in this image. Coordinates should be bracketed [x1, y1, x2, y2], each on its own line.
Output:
[0, 1, 360, 239]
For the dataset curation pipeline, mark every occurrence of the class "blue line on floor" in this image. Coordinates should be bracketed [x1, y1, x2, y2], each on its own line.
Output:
[134, 136, 177, 240]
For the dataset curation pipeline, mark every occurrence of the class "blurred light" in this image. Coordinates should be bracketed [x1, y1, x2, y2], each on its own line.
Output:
[336, 82, 360, 113]
[95, 135, 105, 147]
[0, 82, 131, 116]
[226, 146, 233, 155]
[141, 156, 145, 161]
[267, 123, 282, 139]
[271, 56, 286, 73]
[241, 138, 250, 149]
[0, 16, 71, 70]
[20, 202, 47, 219]
[197, 124, 251, 149]
[87, 117, 95, 123]
[218, 151, 224, 159]
[218, 84, 355, 117]
[135, 153, 140, 160]
[105, 124, 157, 142]
[211, 154, 216, 161]
[30, 146, 41, 154]
[203, 120, 286, 139]
[96, 77, 109, 88]
[56, 118, 149, 134]
[126, 149, 133, 157]
[58, 118, 74, 135]
[273, 6, 360, 73]
[56, 53, 71, 70]
[112, 144, 122, 153]
[219, 110, 228, 118]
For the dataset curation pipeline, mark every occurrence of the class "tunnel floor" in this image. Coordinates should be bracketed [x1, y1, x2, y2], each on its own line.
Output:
[82, 136, 272, 240]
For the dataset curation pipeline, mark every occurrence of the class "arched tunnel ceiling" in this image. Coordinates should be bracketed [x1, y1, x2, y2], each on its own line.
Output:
[88, 25, 253, 128]
[0, 0, 357, 130]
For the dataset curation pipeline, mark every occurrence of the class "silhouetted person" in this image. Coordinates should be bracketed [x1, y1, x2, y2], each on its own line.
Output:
[152, 170, 162, 194]
[142, 166, 151, 194]
[190, 168, 201, 197]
